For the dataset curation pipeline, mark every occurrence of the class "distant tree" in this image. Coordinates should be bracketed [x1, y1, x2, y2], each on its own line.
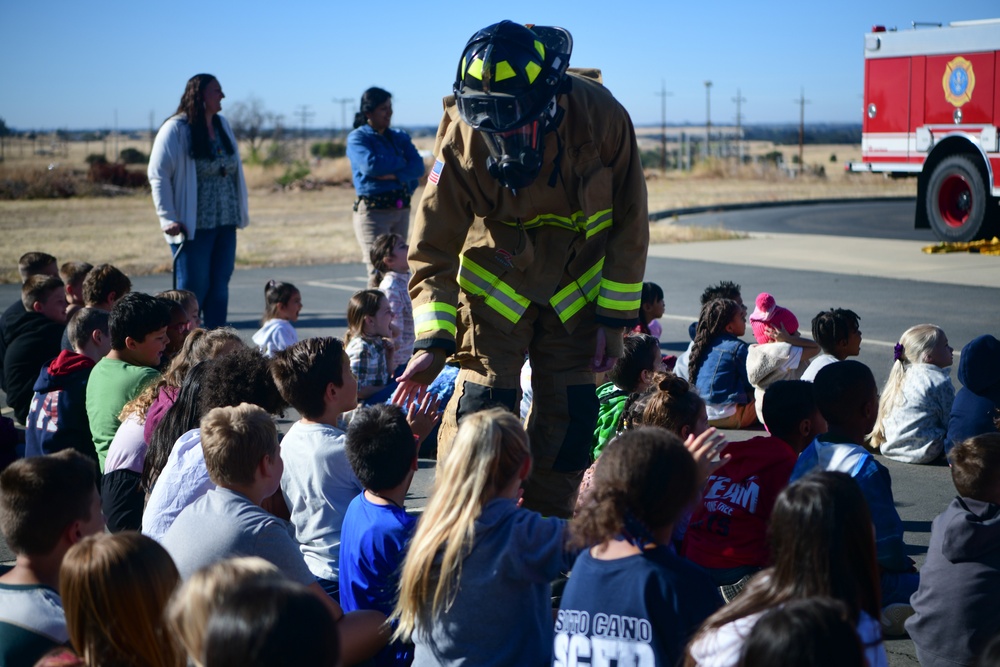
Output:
[227, 96, 272, 157]
[829, 153, 837, 163]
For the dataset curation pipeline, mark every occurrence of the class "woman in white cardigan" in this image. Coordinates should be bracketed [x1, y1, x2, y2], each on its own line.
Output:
[148, 74, 249, 329]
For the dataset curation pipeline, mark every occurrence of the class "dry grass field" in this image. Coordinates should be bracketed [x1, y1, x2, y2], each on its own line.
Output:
[0, 134, 915, 283]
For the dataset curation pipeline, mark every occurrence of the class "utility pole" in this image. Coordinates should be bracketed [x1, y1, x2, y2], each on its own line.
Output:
[732, 88, 747, 162]
[654, 81, 673, 171]
[149, 110, 155, 153]
[113, 109, 118, 163]
[704, 81, 713, 159]
[794, 88, 811, 175]
[294, 105, 315, 161]
[332, 97, 355, 140]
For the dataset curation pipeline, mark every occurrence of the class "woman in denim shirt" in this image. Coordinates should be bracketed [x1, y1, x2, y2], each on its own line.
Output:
[689, 298, 757, 428]
[347, 87, 425, 287]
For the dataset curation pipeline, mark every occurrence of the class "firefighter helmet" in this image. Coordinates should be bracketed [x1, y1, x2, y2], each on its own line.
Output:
[454, 21, 571, 133]
[454, 21, 572, 189]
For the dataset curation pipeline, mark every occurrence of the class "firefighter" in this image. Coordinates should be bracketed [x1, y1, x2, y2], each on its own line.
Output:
[394, 20, 649, 517]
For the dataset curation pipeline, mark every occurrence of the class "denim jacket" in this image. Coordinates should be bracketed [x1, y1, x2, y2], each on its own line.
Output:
[693, 333, 752, 406]
[346, 125, 424, 196]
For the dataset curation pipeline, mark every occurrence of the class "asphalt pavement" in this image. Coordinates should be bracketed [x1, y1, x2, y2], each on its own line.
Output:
[2, 200, 997, 665]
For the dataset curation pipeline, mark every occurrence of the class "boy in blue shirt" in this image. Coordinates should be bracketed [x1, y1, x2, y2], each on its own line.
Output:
[341, 403, 422, 667]
[790, 360, 919, 636]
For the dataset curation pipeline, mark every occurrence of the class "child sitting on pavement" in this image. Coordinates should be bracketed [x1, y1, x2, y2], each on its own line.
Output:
[340, 403, 432, 667]
[906, 433, 1000, 667]
[948, 334, 1000, 446]
[682, 380, 826, 600]
[789, 360, 918, 636]
[870, 324, 955, 464]
[85, 292, 170, 472]
[800, 308, 862, 382]
[160, 402, 388, 666]
[371, 233, 414, 377]
[25, 308, 111, 464]
[591, 333, 664, 460]
[346, 289, 397, 405]
[252, 280, 302, 358]
[689, 298, 756, 428]
[745, 292, 819, 425]
[676, 281, 744, 382]
[271, 337, 438, 599]
[0, 450, 104, 667]
[58, 261, 92, 322]
[4, 276, 68, 426]
[269, 336, 363, 598]
[141, 347, 285, 542]
[557, 428, 723, 667]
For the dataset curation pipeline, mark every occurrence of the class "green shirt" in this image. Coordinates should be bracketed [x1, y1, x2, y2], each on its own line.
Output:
[85, 357, 160, 471]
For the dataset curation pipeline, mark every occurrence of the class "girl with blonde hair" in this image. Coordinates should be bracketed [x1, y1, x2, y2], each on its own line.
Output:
[61, 532, 182, 667]
[870, 324, 955, 464]
[392, 407, 574, 666]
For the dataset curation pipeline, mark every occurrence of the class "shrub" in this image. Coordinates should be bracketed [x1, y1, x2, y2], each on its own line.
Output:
[120, 147, 148, 164]
[85, 154, 108, 166]
[310, 141, 346, 159]
[88, 162, 148, 188]
[829, 153, 837, 163]
[275, 162, 311, 188]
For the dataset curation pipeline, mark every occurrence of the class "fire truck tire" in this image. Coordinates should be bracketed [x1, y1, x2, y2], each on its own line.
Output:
[925, 155, 989, 242]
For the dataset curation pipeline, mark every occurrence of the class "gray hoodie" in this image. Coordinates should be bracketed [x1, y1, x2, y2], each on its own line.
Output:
[907, 496, 1000, 667]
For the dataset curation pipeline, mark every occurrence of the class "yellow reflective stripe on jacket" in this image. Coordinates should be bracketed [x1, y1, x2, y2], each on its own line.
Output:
[458, 255, 531, 324]
[549, 258, 604, 323]
[597, 278, 642, 312]
[413, 302, 457, 336]
[497, 208, 613, 236]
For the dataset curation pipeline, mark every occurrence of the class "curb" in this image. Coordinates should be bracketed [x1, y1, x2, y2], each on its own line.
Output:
[649, 196, 916, 222]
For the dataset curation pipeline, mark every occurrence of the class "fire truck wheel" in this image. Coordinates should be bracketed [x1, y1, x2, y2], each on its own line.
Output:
[925, 155, 990, 242]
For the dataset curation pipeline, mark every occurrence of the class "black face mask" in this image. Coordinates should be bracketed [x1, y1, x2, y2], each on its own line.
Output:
[482, 118, 546, 191]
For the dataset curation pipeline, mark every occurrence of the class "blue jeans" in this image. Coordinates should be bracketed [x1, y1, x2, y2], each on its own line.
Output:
[171, 226, 236, 329]
[881, 570, 920, 607]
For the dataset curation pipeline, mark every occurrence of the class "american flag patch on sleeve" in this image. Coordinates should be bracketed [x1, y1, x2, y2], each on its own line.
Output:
[428, 159, 444, 185]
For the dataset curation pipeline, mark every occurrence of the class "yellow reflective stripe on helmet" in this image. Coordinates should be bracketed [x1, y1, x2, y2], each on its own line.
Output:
[549, 259, 604, 323]
[525, 61, 541, 84]
[534, 40, 545, 60]
[495, 60, 516, 82]
[597, 278, 642, 312]
[467, 58, 484, 81]
[458, 255, 530, 324]
[413, 302, 457, 337]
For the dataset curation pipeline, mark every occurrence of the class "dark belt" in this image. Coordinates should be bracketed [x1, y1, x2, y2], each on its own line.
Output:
[354, 189, 410, 211]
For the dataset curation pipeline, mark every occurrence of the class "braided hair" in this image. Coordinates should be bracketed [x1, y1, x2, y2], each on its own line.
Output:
[689, 298, 743, 385]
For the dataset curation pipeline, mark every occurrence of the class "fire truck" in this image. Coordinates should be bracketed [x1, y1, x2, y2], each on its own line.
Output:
[849, 19, 1000, 241]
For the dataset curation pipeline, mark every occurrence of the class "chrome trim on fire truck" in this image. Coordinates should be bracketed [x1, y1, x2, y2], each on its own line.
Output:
[864, 20, 1000, 59]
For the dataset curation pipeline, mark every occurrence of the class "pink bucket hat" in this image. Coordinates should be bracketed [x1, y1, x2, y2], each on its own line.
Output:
[749, 292, 799, 344]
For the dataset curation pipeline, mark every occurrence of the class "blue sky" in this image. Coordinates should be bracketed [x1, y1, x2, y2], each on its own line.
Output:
[1, 0, 997, 131]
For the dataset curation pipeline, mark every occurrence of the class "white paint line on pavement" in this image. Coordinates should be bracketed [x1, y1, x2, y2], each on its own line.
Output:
[304, 281, 364, 292]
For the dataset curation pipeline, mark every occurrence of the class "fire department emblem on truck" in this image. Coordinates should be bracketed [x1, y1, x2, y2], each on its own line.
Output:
[942, 56, 976, 107]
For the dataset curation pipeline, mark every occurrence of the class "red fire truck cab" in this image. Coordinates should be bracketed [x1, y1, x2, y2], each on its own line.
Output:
[849, 19, 1000, 241]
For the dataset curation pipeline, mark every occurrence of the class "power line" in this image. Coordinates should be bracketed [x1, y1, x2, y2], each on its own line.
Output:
[654, 81, 673, 171]
[732, 89, 747, 162]
[793, 88, 811, 174]
[332, 97, 355, 140]
[294, 104, 315, 161]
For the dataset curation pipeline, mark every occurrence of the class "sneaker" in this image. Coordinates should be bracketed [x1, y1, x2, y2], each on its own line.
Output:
[881, 603, 915, 636]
